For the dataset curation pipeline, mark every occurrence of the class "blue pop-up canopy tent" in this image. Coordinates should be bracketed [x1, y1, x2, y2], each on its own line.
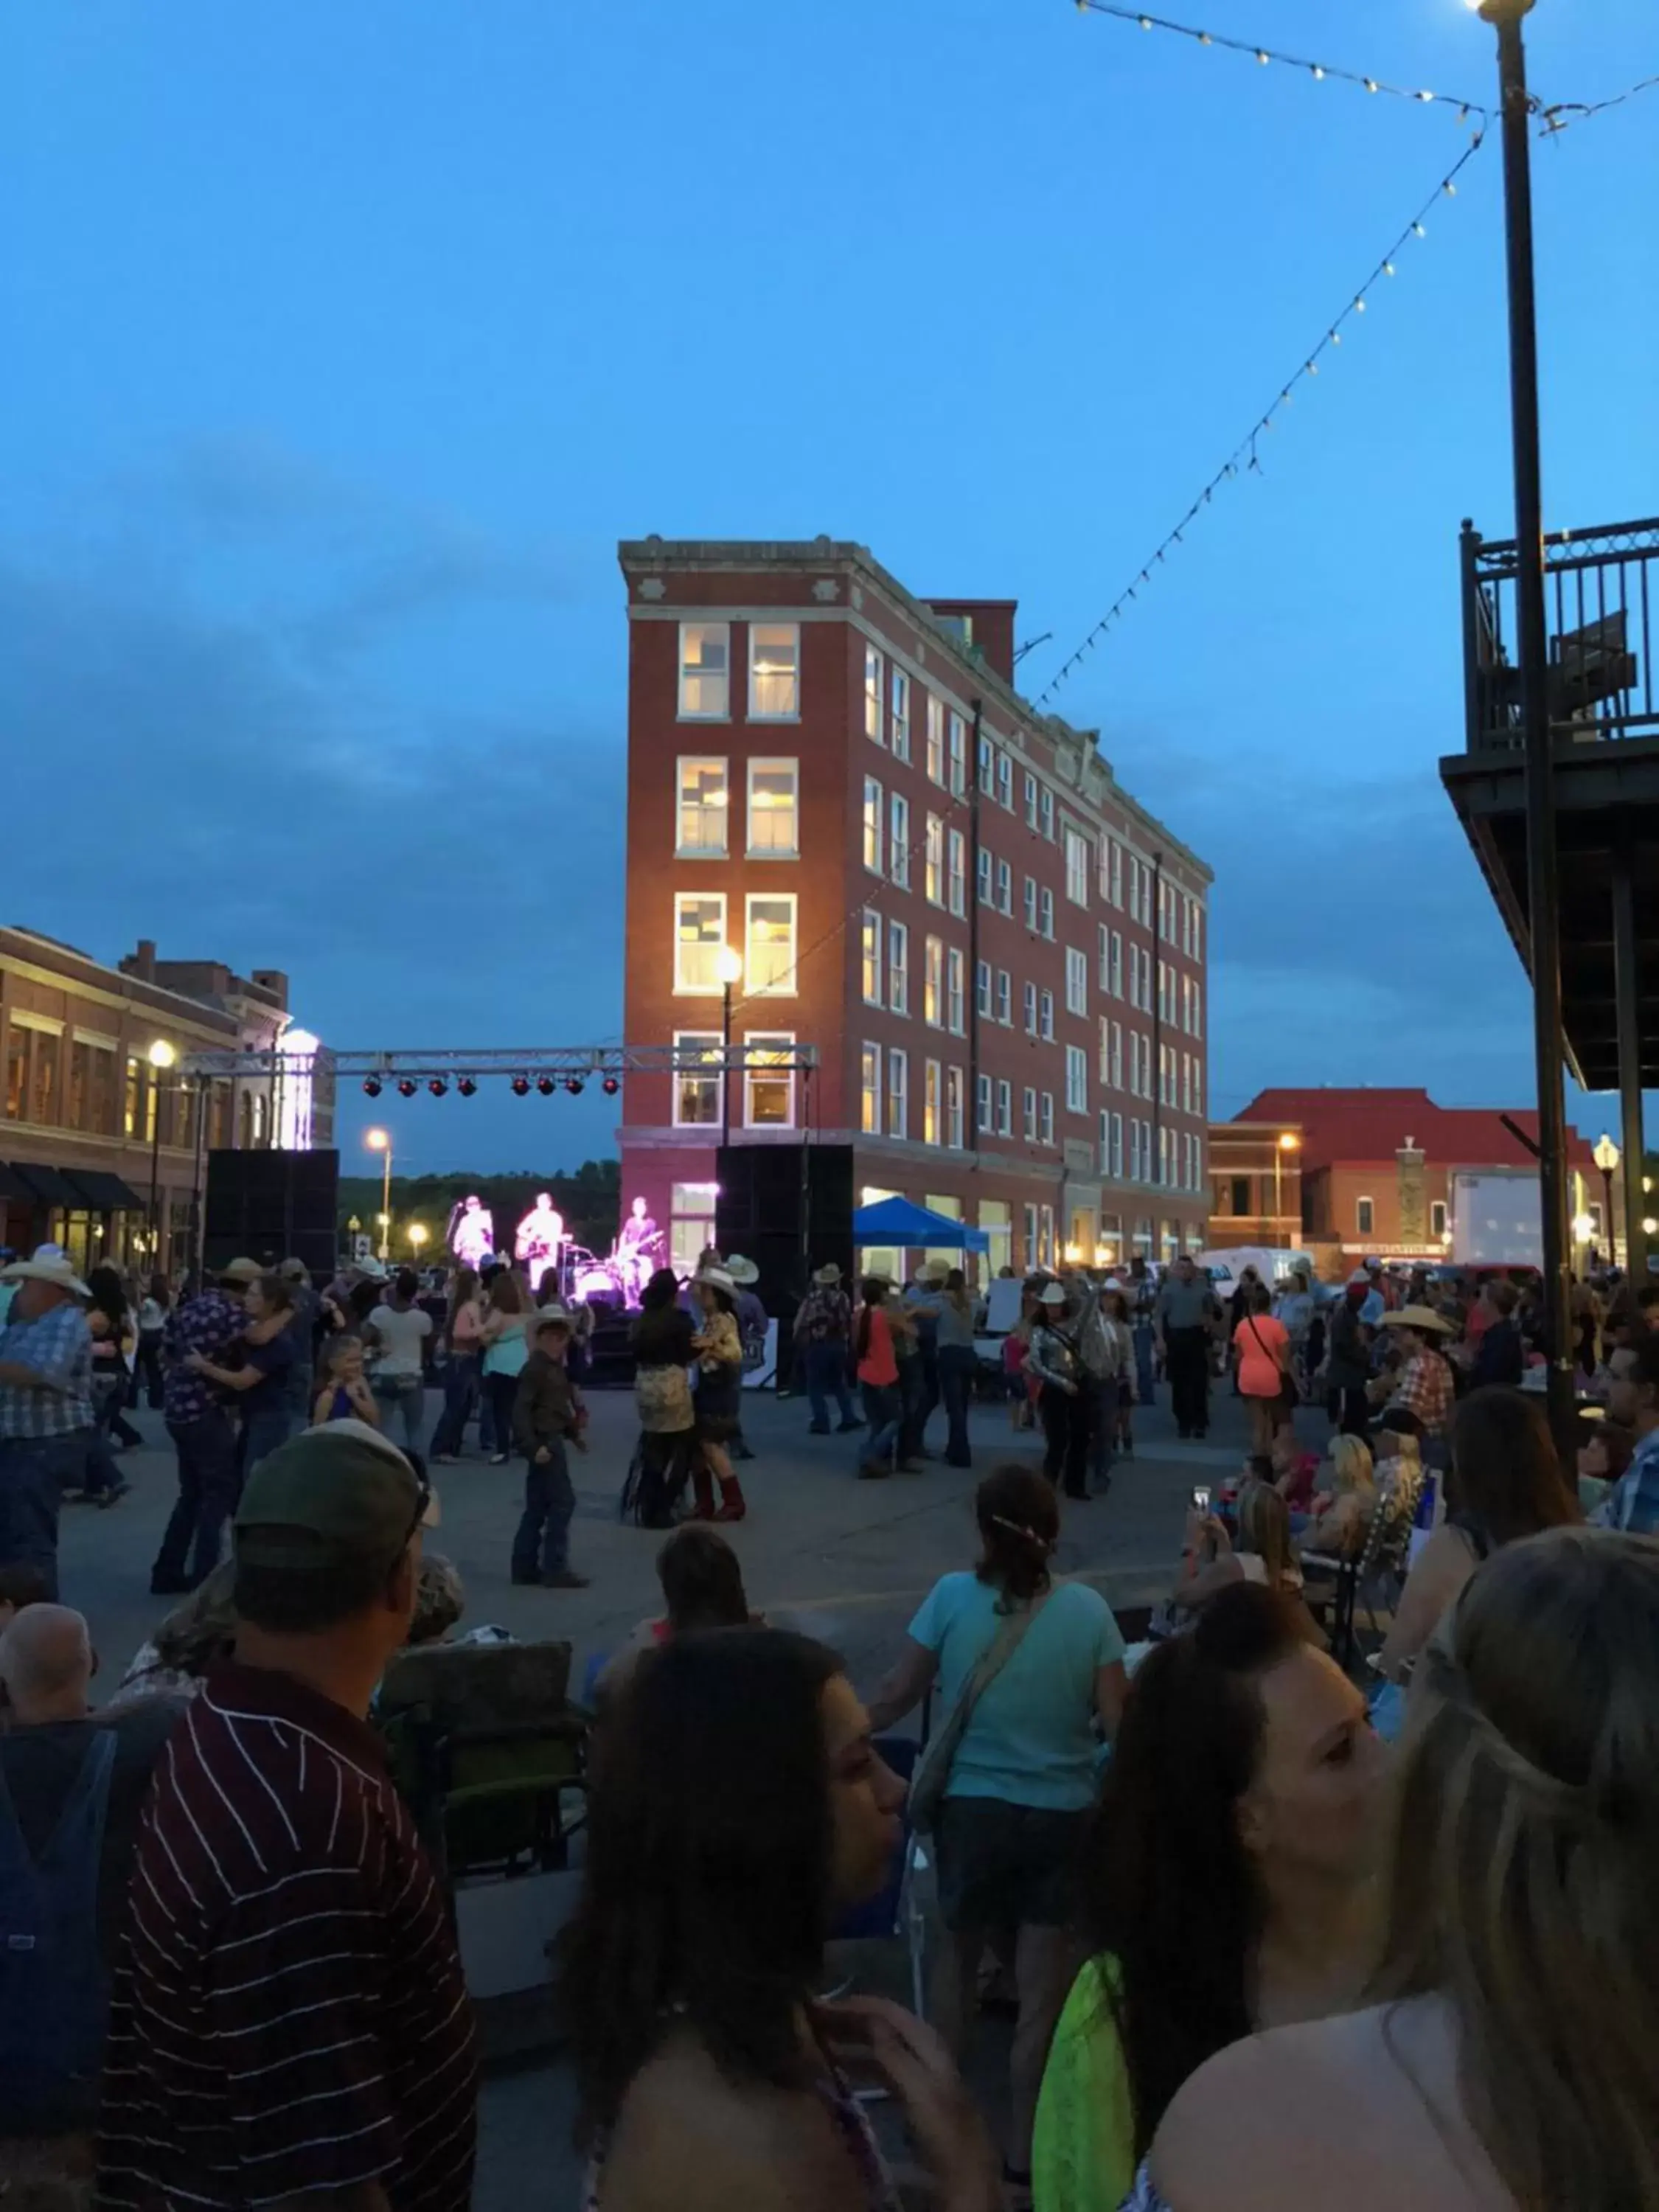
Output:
[850, 1194, 990, 1254]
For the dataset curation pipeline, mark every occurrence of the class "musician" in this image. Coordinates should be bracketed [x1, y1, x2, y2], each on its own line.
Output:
[515, 1193, 566, 1284]
[448, 1193, 495, 1271]
[614, 1196, 662, 1302]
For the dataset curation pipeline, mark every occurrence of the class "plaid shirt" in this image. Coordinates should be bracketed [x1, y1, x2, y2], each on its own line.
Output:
[1595, 1425, 1659, 1537]
[161, 1288, 247, 1425]
[794, 1285, 851, 1344]
[0, 1302, 95, 1439]
[1386, 1349, 1455, 1438]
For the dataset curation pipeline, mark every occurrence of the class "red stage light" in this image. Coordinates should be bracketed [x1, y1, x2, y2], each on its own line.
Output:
[565, 1078, 584, 1096]
[397, 1078, 418, 1098]
[362, 1077, 382, 1098]
[511, 1077, 531, 1096]
[536, 1076, 556, 1096]
[428, 1079, 448, 1097]
[457, 1077, 478, 1097]
[601, 1076, 619, 1096]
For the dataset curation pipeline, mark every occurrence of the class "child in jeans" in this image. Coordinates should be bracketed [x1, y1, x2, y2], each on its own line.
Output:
[509, 1310, 590, 1588]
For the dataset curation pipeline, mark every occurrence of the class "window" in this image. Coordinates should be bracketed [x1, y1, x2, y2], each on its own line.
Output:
[1040, 888, 1054, 940]
[744, 894, 797, 995]
[924, 936, 944, 1026]
[1109, 1111, 1124, 1178]
[5, 1029, 27, 1120]
[1098, 925, 1110, 990]
[980, 1198, 1012, 1276]
[996, 1079, 1012, 1136]
[1228, 1176, 1251, 1217]
[1158, 960, 1174, 1023]
[888, 792, 910, 888]
[1022, 1085, 1037, 1141]
[946, 1068, 964, 1150]
[975, 959, 992, 1018]
[925, 815, 945, 905]
[66, 1038, 89, 1130]
[1040, 1093, 1054, 1145]
[1130, 1120, 1144, 1183]
[1191, 1058, 1203, 1113]
[947, 830, 967, 917]
[678, 623, 729, 718]
[746, 758, 798, 856]
[947, 948, 966, 1035]
[1430, 1199, 1447, 1238]
[745, 1033, 795, 1127]
[1357, 1196, 1375, 1237]
[889, 668, 911, 761]
[887, 1048, 908, 1137]
[860, 1044, 882, 1135]
[748, 623, 799, 718]
[1066, 1045, 1088, 1114]
[1039, 990, 1054, 1042]
[1110, 1020, 1123, 1089]
[888, 920, 909, 1015]
[947, 711, 966, 796]
[676, 757, 728, 855]
[1040, 788, 1055, 840]
[861, 911, 883, 1006]
[995, 970, 1011, 1024]
[1065, 828, 1089, 906]
[978, 734, 994, 793]
[924, 1060, 942, 1146]
[976, 1072, 993, 1133]
[1023, 1203, 1040, 1269]
[996, 754, 1012, 811]
[1110, 931, 1123, 998]
[1099, 835, 1123, 908]
[1023, 981, 1037, 1036]
[977, 847, 992, 905]
[1023, 876, 1038, 930]
[670, 1182, 719, 1276]
[1099, 1018, 1112, 1082]
[1023, 772, 1039, 827]
[674, 892, 726, 994]
[865, 645, 883, 742]
[995, 860, 1012, 915]
[672, 1032, 722, 1126]
[1065, 945, 1088, 1015]
[926, 695, 945, 783]
[31, 1034, 59, 1127]
[863, 776, 883, 874]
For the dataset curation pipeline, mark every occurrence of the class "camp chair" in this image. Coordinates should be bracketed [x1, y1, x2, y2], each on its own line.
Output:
[829, 1734, 928, 2019]
[1304, 1462, 1425, 1672]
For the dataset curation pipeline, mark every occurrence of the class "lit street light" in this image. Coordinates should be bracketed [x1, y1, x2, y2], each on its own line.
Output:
[1273, 1130, 1300, 1237]
[365, 1127, 393, 1259]
[408, 1221, 429, 1261]
[146, 1039, 177, 1258]
[1593, 1134, 1620, 1266]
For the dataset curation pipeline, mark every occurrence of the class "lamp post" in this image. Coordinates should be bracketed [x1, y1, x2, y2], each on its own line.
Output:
[408, 1221, 429, 1263]
[1273, 1131, 1300, 1239]
[1593, 1133, 1620, 1267]
[716, 945, 744, 1152]
[146, 1040, 176, 1262]
[365, 1127, 393, 1259]
[1467, 0, 1573, 1441]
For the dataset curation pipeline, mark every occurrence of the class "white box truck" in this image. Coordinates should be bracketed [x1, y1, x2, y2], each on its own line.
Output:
[1450, 1167, 1543, 1269]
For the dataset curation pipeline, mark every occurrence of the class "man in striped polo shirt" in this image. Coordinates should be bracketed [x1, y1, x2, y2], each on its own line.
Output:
[98, 1422, 478, 2212]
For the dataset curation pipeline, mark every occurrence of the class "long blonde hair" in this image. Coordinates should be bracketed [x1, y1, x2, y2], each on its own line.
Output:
[1372, 1527, 1659, 2207]
[1328, 1434, 1375, 1498]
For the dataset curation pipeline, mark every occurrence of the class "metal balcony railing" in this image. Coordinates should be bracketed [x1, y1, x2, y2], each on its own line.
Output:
[1461, 514, 1659, 752]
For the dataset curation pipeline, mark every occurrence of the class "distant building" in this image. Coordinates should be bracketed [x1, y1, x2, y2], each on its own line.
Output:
[615, 537, 1212, 1281]
[1214, 1086, 1610, 1269]
[1, 931, 330, 1273]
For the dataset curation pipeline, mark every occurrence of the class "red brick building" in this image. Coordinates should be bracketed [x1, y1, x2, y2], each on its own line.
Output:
[616, 538, 1212, 1281]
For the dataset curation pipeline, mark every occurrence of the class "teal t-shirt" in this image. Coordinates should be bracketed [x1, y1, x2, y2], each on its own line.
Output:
[907, 1573, 1124, 1811]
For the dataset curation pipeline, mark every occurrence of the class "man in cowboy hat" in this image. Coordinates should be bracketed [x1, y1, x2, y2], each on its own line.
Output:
[793, 1262, 863, 1436]
[0, 1251, 98, 1598]
[150, 1258, 265, 1596]
[1373, 1304, 1458, 1442]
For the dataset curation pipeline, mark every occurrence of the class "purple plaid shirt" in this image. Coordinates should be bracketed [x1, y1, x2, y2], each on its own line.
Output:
[161, 1288, 246, 1425]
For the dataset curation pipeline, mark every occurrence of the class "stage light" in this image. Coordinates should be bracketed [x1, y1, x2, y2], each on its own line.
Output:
[536, 1075, 556, 1096]
[602, 1075, 619, 1096]
[362, 1077, 382, 1098]
[397, 1078, 418, 1099]
[457, 1077, 478, 1097]
[428, 1078, 448, 1098]
[511, 1076, 531, 1097]
[565, 1078, 584, 1096]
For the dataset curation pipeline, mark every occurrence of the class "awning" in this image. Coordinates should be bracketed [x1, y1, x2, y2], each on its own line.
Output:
[851, 1195, 991, 1253]
[65, 1169, 145, 1211]
[0, 1161, 30, 1203]
[7, 1162, 87, 1208]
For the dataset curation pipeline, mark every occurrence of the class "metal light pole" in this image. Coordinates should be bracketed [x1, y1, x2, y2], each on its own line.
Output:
[147, 1039, 176, 1263]
[1274, 1132, 1299, 1240]
[365, 1127, 393, 1259]
[1593, 1133, 1619, 1267]
[1475, 0, 1573, 1442]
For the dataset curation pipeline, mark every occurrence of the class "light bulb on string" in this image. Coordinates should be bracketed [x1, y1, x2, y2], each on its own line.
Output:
[1413, 220, 1427, 235]
[1383, 260, 1396, 275]
[1256, 49, 1269, 65]
[1364, 78, 1378, 94]
[1354, 296, 1367, 313]
[1311, 64, 1324, 80]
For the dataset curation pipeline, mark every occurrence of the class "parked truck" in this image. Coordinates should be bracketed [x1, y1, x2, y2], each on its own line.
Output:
[1450, 1167, 1543, 1270]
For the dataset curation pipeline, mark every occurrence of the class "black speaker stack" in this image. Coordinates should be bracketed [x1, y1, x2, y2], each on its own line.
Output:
[203, 1149, 340, 1281]
[714, 1142, 854, 1321]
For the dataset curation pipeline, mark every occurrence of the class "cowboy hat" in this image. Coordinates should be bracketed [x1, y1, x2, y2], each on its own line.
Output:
[813, 1262, 843, 1285]
[920, 1261, 950, 1285]
[695, 1266, 737, 1297]
[218, 1257, 264, 1287]
[1037, 1282, 1068, 1307]
[1380, 1304, 1456, 1336]
[724, 1254, 759, 1285]
[0, 1253, 89, 1297]
[533, 1302, 575, 1332]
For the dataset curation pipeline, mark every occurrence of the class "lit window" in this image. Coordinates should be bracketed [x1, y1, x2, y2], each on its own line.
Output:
[746, 758, 798, 857]
[745, 1032, 795, 1127]
[947, 712, 966, 796]
[925, 815, 945, 905]
[924, 1060, 942, 1146]
[977, 847, 992, 905]
[947, 948, 965, 1035]
[996, 755, 1012, 810]
[861, 1044, 882, 1135]
[672, 1031, 722, 1126]
[947, 830, 967, 917]
[670, 1182, 719, 1276]
[676, 758, 728, 855]
[975, 960, 992, 1018]
[946, 1067, 964, 1150]
[1066, 1046, 1088, 1115]
[924, 936, 944, 1026]
[674, 892, 727, 995]
[889, 793, 910, 888]
[890, 668, 911, 762]
[748, 623, 799, 718]
[865, 646, 883, 743]
[744, 894, 797, 995]
[1024, 773, 1039, 828]
[1040, 1093, 1054, 1145]
[887, 1047, 908, 1137]
[1065, 828, 1089, 906]
[861, 911, 883, 1006]
[1065, 946, 1088, 1015]
[1023, 981, 1037, 1036]
[1022, 1085, 1037, 1141]
[995, 860, 1012, 914]
[996, 1079, 1012, 1136]
[678, 623, 729, 719]
[1023, 877, 1037, 929]
[926, 695, 945, 783]
[1040, 990, 1054, 1043]
[888, 920, 909, 1014]
[995, 970, 1011, 1025]
[1040, 888, 1054, 939]
[863, 777, 884, 874]
[1040, 788, 1055, 841]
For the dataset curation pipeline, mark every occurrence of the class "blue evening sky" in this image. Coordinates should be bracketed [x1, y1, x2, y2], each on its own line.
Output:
[4, 0, 1655, 1172]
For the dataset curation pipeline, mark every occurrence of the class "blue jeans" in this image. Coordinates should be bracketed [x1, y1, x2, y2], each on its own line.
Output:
[431, 1354, 479, 1456]
[373, 1374, 425, 1455]
[1087, 1379, 1117, 1489]
[241, 1403, 294, 1481]
[512, 1439, 574, 1579]
[156, 1410, 240, 1588]
[0, 1433, 87, 1599]
[858, 1380, 902, 1471]
[938, 1345, 977, 1467]
[1133, 1322, 1157, 1405]
[805, 1340, 857, 1430]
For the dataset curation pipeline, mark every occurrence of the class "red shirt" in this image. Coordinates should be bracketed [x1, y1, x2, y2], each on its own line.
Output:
[855, 1305, 900, 1388]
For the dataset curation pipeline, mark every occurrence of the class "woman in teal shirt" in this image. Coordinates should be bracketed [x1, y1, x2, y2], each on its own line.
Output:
[866, 1464, 1127, 2197]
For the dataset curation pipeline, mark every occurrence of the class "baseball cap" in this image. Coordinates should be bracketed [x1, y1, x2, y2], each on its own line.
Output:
[234, 1420, 440, 1571]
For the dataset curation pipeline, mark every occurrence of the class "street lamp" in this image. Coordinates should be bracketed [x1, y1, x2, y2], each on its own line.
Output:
[1593, 1134, 1620, 1266]
[716, 945, 744, 1151]
[146, 1040, 177, 1259]
[365, 1127, 393, 1259]
[408, 1221, 428, 1261]
[1273, 1131, 1300, 1237]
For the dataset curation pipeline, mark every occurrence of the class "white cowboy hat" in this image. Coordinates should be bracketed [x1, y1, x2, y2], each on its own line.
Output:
[725, 1254, 760, 1285]
[533, 1302, 575, 1331]
[813, 1262, 843, 1285]
[1037, 1282, 1068, 1307]
[0, 1253, 90, 1297]
[1380, 1304, 1457, 1336]
[695, 1266, 736, 1297]
[218, 1257, 264, 1286]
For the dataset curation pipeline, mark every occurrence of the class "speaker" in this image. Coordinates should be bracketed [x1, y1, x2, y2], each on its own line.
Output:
[204, 1149, 339, 1280]
[715, 1144, 854, 1317]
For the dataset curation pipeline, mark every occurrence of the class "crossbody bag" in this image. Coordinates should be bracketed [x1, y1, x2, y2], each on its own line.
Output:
[909, 1592, 1048, 1835]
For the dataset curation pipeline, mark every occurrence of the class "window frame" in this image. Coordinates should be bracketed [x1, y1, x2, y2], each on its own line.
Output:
[671, 1030, 723, 1127]
[995, 970, 1011, 1025]
[1040, 1092, 1055, 1145]
[861, 910, 883, 1007]
[742, 891, 799, 998]
[864, 645, 884, 744]
[743, 1031, 796, 1129]
[1357, 1196, 1375, 1237]
[747, 622, 800, 722]
[863, 776, 884, 876]
[947, 947, 966, 1036]
[925, 814, 945, 907]
[889, 667, 911, 762]
[924, 1060, 942, 1147]
[675, 755, 729, 858]
[745, 756, 799, 858]
[946, 1066, 964, 1151]
[888, 791, 911, 888]
[860, 1043, 882, 1135]
[1065, 945, 1088, 1017]
[1065, 1045, 1088, 1115]
[1021, 1085, 1037, 1141]
[678, 621, 731, 721]
[673, 890, 728, 997]
[1065, 827, 1089, 907]
[947, 828, 967, 917]
[924, 935, 944, 1029]
[887, 919, 910, 1015]
[925, 694, 945, 784]
[995, 1079, 1012, 1137]
[887, 1046, 908, 1138]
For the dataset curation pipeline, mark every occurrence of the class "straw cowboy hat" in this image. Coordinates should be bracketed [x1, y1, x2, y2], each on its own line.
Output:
[1037, 1282, 1069, 1308]
[533, 1302, 576, 1332]
[813, 1262, 844, 1286]
[1380, 1304, 1456, 1337]
[0, 1252, 90, 1298]
[725, 1254, 759, 1285]
[218, 1257, 264, 1287]
[695, 1266, 737, 1298]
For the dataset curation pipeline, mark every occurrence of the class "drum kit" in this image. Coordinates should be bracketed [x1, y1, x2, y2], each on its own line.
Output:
[572, 1223, 665, 1310]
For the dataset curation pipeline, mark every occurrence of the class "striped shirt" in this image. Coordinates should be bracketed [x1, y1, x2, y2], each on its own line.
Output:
[0, 1301, 94, 1439]
[97, 1663, 476, 2212]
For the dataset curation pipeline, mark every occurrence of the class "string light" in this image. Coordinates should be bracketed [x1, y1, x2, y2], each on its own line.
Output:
[1034, 133, 1486, 709]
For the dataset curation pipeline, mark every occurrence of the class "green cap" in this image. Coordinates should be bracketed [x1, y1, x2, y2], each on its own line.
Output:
[234, 1419, 440, 1571]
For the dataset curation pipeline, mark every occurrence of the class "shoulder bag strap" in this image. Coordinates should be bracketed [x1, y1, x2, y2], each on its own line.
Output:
[911, 1593, 1049, 1829]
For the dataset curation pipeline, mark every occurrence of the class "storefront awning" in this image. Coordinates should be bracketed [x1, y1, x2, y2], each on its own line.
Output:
[0, 1161, 30, 1202]
[7, 1161, 86, 1207]
[66, 1169, 145, 1211]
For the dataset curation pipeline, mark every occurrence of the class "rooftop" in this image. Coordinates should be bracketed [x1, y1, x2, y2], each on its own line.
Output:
[1233, 1086, 1599, 1172]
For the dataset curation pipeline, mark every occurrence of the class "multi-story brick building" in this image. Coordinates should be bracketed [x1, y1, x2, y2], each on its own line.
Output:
[0, 930, 331, 1273]
[617, 537, 1211, 1282]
